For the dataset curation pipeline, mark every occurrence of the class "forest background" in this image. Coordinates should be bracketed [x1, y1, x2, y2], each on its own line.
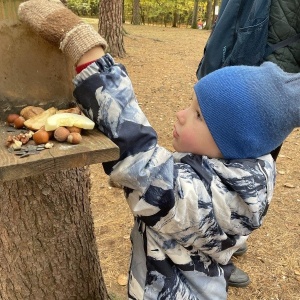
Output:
[66, 0, 218, 30]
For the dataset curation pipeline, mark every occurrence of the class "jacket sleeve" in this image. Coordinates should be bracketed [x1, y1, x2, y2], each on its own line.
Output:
[73, 54, 176, 210]
[73, 54, 157, 166]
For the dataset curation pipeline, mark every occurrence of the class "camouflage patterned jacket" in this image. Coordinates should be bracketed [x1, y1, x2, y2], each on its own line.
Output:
[73, 54, 276, 300]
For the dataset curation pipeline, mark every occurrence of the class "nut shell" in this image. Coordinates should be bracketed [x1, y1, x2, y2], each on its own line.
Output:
[39, 126, 54, 139]
[54, 127, 70, 142]
[13, 116, 25, 129]
[6, 114, 20, 124]
[66, 126, 82, 133]
[33, 130, 50, 145]
[67, 132, 82, 144]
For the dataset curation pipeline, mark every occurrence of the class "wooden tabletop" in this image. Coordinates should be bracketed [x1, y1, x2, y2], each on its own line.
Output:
[0, 125, 119, 182]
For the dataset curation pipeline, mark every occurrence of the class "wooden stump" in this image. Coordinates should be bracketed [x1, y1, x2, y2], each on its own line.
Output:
[0, 167, 109, 299]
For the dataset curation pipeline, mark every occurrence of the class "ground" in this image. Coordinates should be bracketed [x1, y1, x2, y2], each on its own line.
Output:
[88, 22, 300, 300]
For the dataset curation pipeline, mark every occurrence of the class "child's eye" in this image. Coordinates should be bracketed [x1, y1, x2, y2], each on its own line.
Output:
[197, 111, 202, 119]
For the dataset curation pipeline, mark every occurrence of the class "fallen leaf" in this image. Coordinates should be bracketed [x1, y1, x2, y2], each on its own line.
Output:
[117, 274, 128, 286]
[284, 183, 295, 188]
[277, 170, 285, 175]
[278, 154, 291, 159]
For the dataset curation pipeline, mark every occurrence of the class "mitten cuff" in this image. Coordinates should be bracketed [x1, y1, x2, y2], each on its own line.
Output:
[60, 23, 108, 65]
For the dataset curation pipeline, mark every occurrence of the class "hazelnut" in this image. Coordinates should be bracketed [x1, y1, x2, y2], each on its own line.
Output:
[13, 116, 25, 129]
[40, 126, 53, 139]
[6, 113, 20, 124]
[33, 129, 50, 145]
[67, 132, 82, 144]
[54, 126, 70, 142]
[66, 126, 82, 134]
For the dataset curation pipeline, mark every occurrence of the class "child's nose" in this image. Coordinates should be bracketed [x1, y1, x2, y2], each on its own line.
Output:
[176, 109, 186, 123]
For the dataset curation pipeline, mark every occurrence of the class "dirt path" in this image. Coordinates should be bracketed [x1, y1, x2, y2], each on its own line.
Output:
[89, 23, 300, 300]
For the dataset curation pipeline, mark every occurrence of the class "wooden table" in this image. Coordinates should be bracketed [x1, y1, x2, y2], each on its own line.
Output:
[0, 125, 119, 182]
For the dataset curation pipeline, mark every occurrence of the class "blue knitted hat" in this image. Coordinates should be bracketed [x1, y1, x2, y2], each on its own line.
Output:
[194, 62, 300, 159]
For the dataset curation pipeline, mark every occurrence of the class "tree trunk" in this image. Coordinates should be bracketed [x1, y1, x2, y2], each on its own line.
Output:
[132, 0, 140, 25]
[213, 0, 219, 23]
[99, 0, 126, 57]
[0, 167, 109, 300]
[205, 0, 213, 30]
[122, 0, 125, 23]
[172, 10, 179, 28]
[191, 0, 199, 29]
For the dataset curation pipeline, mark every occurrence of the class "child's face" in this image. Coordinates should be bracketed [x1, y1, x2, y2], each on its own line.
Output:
[172, 91, 222, 158]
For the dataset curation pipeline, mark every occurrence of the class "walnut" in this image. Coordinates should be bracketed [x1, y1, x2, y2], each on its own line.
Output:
[5, 132, 32, 148]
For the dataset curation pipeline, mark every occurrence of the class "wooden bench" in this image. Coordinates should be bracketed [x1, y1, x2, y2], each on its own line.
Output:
[0, 126, 119, 182]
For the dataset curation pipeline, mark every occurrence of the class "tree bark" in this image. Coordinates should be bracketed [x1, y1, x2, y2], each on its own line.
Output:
[0, 167, 108, 300]
[171, 0, 178, 27]
[132, 0, 141, 25]
[191, 0, 200, 29]
[205, 0, 213, 30]
[99, 0, 126, 57]
[213, 0, 219, 23]
[122, 0, 125, 23]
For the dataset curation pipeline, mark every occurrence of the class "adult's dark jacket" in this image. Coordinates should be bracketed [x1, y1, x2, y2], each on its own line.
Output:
[196, 0, 300, 79]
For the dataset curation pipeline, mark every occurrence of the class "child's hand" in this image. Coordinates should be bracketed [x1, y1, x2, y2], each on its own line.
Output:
[18, 0, 107, 64]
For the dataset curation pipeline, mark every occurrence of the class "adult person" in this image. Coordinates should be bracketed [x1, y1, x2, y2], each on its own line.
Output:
[196, 0, 300, 288]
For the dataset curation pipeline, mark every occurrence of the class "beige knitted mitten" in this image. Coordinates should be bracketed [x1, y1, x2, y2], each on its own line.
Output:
[18, 0, 107, 64]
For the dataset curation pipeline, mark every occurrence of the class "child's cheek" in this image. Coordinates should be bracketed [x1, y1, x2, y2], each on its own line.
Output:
[183, 131, 197, 149]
